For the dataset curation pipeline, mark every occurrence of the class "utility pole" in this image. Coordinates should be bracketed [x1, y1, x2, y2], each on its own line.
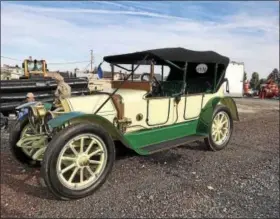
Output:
[90, 50, 93, 73]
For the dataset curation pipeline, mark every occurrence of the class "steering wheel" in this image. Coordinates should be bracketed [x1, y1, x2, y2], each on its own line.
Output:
[140, 73, 162, 95]
[140, 73, 161, 85]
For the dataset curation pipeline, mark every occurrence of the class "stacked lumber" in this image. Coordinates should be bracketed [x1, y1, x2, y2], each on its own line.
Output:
[0, 77, 89, 115]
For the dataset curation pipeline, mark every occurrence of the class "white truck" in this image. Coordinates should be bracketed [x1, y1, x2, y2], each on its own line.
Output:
[224, 61, 245, 97]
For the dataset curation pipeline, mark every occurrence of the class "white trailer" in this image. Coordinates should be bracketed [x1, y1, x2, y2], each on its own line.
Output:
[224, 61, 245, 97]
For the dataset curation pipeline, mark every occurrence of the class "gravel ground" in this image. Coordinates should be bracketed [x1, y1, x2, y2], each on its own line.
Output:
[1, 98, 279, 218]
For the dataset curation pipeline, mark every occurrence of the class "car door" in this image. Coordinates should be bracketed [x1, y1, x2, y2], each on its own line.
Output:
[145, 97, 174, 126]
[183, 94, 204, 120]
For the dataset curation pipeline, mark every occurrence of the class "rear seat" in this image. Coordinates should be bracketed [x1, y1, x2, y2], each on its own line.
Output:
[186, 78, 213, 94]
[160, 81, 185, 97]
[153, 79, 212, 97]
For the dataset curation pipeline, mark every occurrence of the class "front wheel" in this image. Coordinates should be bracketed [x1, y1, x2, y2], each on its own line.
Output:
[204, 105, 233, 151]
[41, 123, 115, 200]
[9, 115, 41, 167]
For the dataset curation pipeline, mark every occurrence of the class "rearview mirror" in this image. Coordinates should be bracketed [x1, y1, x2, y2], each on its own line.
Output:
[22, 63, 25, 68]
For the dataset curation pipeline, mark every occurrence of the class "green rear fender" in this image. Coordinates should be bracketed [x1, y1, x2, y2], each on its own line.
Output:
[47, 112, 132, 149]
[196, 96, 239, 135]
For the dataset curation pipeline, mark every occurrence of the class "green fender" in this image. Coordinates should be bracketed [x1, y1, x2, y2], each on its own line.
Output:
[47, 112, 132, 149]
[196, 96, 239, 135]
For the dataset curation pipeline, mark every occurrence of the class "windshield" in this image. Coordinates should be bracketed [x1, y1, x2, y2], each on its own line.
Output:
[27, 60, 43, 71]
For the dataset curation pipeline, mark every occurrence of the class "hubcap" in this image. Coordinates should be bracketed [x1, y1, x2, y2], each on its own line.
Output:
[56, 134, 108, 190]
[76, 154, 90, 167]
[211, 111, 230, 145]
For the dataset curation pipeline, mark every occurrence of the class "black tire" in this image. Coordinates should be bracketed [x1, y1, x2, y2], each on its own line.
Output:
[9, 115, 41, 167]
[204, 105, 233, 151]
[41, 123, 116, 200]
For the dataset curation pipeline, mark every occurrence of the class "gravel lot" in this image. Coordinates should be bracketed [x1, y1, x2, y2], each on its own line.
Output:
[1, 98, 279, 218]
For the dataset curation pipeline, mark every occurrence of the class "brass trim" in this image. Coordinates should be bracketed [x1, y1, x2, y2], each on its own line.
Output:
[60, 99, 71, 112]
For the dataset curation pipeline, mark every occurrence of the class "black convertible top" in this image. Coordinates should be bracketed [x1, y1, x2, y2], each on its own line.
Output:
[103, 47, 230, 66]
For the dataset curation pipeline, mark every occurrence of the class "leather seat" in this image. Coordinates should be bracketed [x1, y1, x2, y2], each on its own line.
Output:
[160, 81, 185, 97]
[186, 78, 213, 94]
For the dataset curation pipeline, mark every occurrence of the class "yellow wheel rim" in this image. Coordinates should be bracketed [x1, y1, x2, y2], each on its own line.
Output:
[20, 123, 37, 157]
[211, 111, 230, 145]
[56, 133, 108, 190]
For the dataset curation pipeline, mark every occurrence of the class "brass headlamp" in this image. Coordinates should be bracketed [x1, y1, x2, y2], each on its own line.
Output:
[28, 102, 47, 127]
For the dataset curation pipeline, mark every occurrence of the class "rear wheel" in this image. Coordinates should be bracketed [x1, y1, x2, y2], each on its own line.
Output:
[204, 105, 233, 151]
[41, 123, 115, 200]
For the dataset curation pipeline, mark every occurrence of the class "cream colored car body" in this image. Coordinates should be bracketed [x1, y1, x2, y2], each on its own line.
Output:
[62, 83, 225, 133]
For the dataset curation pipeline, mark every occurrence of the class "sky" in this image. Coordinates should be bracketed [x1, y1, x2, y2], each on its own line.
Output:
[1, 1, 279, 78]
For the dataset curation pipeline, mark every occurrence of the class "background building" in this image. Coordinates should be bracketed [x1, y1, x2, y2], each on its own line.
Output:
[1, 64, 23, 80]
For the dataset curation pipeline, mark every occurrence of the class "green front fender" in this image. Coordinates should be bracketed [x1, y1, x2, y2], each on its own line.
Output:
[196, 96, 239, 135]
[48, 112, 132, 149]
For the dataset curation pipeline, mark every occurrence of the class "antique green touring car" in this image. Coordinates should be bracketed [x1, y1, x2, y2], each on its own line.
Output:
[10, 47, 239, 200]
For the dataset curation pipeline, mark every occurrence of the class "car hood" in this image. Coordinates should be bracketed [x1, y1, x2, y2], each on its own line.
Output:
[63, 88, 147, 114]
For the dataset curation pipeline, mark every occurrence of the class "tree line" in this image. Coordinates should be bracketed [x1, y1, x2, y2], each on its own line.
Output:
[243, 68, 280, 90]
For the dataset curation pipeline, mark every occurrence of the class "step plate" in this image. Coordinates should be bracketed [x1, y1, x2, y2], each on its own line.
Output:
[143, 135, 205, 154]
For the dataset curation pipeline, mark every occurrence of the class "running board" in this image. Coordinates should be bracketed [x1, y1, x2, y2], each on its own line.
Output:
[142, 135, 205, 154]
